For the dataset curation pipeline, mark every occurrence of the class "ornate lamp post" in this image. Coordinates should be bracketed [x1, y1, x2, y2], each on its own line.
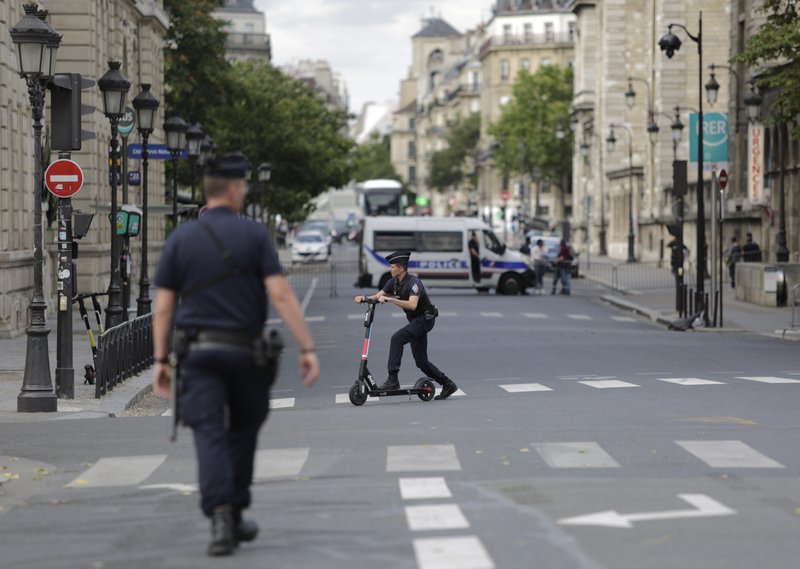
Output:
[607, 124, 636, 262]
[660, 11, 707, 316]
[98, 61, 132, 330]
[257, 162, 271, 224]
[10, 4, 61, 412]
[163, 116, 188, 229]
[132, 84, 159, 316]
[186, 122, 204, 206]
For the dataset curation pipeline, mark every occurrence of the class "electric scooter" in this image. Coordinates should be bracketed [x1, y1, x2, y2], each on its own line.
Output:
[348, 298, 435, 406]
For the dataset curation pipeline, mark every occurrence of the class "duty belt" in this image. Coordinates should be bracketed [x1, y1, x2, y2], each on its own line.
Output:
[186, 329, 261, 354]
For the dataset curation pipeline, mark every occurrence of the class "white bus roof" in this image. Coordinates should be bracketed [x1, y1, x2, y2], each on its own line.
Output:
[363, 216, 490, 231]
[359, 179, 403, 190]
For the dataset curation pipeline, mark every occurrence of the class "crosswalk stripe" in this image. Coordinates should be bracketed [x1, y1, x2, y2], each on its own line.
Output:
[66, 455, 167, 488]
[406, 504, 470, 531]
[579, 379, 639, 389]
[266, 318, 281, 325]
[533, 442, 620, 468]
[567, 314, 592, 320]
[676, 440, 784, 468]
[270, 397, 295, 409]
[413, 536, 495, 569]
[499, 383, 552, 393]
[253, 448, 310, 480]
[304, 315, 325, 323]
[480, 312, 503, 318]
[611, 316, 637, 322]
[348, 313, 364, 320]
[523, 313, 548, 319]
[438, 311, 458, 317]
[434, 386, 466, 397]
[387, 445, 461, 472]
[399, 477, 452, 500]
[736, 376, 800, 384]
[336, 392, 379, 404]
[658, 377, 725, 386]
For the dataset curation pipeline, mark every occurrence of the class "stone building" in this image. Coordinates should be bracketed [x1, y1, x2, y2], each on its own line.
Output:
[281, 60, 348, 111]
[0, 0, 169, 337]
[213, 0, 271, 63]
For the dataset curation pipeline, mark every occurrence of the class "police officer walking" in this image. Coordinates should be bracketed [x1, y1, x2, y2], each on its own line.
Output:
[152, 153, 319, 557]
[355, 251, 458, 400]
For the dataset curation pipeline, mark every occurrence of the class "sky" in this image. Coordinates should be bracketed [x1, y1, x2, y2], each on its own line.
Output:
[255, 0, 494, 113]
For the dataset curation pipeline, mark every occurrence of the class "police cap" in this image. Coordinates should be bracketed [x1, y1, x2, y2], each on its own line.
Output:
[385, 250, 411, 266]
[204, 152, 252, 180]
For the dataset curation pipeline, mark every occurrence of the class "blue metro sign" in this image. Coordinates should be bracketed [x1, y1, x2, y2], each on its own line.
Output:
[689, 112, 729, 164]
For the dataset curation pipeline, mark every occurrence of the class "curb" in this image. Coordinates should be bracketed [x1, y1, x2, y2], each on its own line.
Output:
[98, 369, 155, 417]
[601, 294, 673, 327]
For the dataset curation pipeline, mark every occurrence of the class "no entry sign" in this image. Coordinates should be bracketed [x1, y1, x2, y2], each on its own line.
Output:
[45, 159, 84, 198]
[719, 169, 728, 190]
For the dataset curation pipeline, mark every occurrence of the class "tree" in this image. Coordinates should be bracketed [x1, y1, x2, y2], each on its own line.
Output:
[733, 0, 800, 124]
[163, 0, 229, 124]
[206, 61, 354, 222]
[488, 66, 573, 184]
[351, 132, 399, 182]
[429, 113, 481, 193]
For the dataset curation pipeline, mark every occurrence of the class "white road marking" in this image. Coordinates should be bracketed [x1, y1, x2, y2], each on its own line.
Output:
[611, 316, 637, 322]
[299, 278, 317, 314]
[567, 314, 592, 320]
[253, 448, 310, 479]
[336, 392, 379, 404]
[266, 318, 282, 325]
[434, 386, 466, 397]
[304, 315, 325, 323]
[387, 444, 462, 472]
[558, 494, 736, 528]
[66, 455, 167, 488]
[161, 409, 172, 416]
[139, 483, 197, 493]
[406, 504, 470, 531]
[499, 383, 552, 393]
[269, 398, 295, 409]
[658, 377, 725, 386]
[413, 536, 495, 569]
[523, 312, 548, 319]
[399, 477, 452, 500]
[676, 440, 784, 468]
[736, 376, 800, 384]
[579, 380, 639, 389]
[480, 312, 503, 318]
[438, 311, 458, 317]
[348, 313, 363, 320]
[533, 442, 620, 468]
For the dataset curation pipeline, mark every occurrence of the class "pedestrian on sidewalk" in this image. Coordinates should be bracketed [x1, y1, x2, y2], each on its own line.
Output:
[355, 250, 458, 400]
[725, 236, 742, 288]
[742, 232, 762, 262]
[151, 153, 319, 557]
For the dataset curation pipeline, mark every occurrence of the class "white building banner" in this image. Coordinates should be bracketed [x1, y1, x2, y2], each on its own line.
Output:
[748, 123, 764, 205]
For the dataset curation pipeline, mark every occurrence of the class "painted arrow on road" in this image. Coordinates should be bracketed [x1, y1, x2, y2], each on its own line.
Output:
[558, 494, 736, 528]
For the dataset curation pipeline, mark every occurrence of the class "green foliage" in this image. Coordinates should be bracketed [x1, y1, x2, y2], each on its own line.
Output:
[163, 0, 229, 124]
[351, 132, 400, 182]
[489, 66, 573, 182]
[205, 61, 354, 222]
[428, 113, 481, 192]
[732, 0, 800, 123]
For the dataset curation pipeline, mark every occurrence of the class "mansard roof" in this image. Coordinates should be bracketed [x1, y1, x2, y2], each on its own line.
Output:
[413, 18, 462, 39]
[219, 0, 260, 13]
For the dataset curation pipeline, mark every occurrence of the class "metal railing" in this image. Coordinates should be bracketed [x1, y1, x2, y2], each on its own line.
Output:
[284, 260, 360, 298]
[95, 314, 153, 398]
[581, 260, 701, 292]
[791, 284, 800, 329]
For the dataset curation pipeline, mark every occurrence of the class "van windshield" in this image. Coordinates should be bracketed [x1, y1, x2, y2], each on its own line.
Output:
[482, 230, 504, 254]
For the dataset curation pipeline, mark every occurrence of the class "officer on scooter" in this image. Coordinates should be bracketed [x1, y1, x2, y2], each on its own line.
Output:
[355, 250, 458, 400]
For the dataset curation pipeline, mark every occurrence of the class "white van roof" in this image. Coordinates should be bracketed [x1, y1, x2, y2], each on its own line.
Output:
[363, 216, 490, 232]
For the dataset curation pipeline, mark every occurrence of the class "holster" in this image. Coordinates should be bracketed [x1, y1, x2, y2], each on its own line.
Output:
[256, 329, 284, 387]
[424, 305, 439, 320]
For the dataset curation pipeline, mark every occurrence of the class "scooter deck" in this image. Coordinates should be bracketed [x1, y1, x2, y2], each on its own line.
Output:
[367, 387, 429, 398]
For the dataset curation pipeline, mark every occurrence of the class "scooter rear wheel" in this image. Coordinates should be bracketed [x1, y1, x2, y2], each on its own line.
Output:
[349, 383, 368, 406]
[415, 378, 435, 402]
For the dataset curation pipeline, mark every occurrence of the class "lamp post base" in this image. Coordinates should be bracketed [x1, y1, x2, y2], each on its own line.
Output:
[17, 328, 57, 413]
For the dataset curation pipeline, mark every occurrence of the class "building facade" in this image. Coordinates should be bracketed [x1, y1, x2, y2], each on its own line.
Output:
[0, 0, 169, 337]
[213, 0, 271, 63]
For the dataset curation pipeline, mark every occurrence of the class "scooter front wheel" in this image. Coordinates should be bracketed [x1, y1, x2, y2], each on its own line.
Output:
[415, 378, 436, 402]
[349, 383, 368, 406]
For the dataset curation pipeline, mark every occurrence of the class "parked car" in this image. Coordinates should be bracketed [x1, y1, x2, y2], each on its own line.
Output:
[526, 231, 580, 278]
[290, 230, 330, 264]
[298, 220, 333, 253]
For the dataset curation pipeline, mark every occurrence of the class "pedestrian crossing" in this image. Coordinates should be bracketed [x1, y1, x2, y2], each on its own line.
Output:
[268, 312, 647, 325]
[63, 439, 792, 492]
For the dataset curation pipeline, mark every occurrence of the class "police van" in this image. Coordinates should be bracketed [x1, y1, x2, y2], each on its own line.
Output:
[357, 217, 531, 295]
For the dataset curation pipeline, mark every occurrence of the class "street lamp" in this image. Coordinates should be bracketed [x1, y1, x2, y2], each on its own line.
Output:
[607, 123, 636, 263]
[705, 63, 742, 133]
[163, 115, 188, 229]
[660, 11, 707, 317]
[257, 162, 271, 224]
[98, 61, 132, 330]
[743, 83, 762, 122]
[132, 83, 159, 316]
[186, 122, 204, 205]
[10, 4, 61, 412]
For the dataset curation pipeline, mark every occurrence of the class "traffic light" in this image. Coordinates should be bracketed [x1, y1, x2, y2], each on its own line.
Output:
[50, 73, 96, 151]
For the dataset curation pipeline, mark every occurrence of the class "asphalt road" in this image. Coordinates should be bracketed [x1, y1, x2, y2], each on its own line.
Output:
[2, 262, 800, 569]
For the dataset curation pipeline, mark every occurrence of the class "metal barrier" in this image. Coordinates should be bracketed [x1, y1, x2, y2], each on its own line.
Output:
[284, 260, 360, 298]
[95, 314, 153, 398]
[582, 261, 699, 292]
[791, 284, 800, 329]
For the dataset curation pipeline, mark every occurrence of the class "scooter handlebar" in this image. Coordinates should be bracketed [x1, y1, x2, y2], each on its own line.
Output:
[358, 297, 380, 306]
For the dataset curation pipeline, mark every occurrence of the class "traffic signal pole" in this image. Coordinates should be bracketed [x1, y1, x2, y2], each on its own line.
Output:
[55, 151, 74, 399]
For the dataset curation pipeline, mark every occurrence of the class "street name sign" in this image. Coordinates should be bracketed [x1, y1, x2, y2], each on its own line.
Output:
[127, 143, 188, 160]
[45, 159, 84, 198]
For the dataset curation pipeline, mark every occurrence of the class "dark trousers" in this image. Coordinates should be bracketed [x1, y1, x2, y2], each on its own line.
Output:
[388, 316, 448, 384]
[180, 350, 271, 516]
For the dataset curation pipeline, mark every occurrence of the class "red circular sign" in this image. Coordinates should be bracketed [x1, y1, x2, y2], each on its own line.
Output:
[45, 159, 84, 198]
[719, 169, 728, 190]
[500, 188, 510, 201]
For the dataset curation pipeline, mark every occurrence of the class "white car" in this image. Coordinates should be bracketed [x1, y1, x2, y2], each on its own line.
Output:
[290, 230, 330, 264]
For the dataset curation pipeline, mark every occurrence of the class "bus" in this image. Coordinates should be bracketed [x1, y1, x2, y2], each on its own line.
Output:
[358, 179, 406, 216]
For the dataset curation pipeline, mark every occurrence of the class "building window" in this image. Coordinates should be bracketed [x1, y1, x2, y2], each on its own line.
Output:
[408, 141, 416, 160]
[565, 205, 573, 217]
[500, 60, 510, 83]
[409, 117, 416, 131]
[409, 166, 417, 183]
[521, 59, 530, 71]
[568, 22, 576, 41]
[541, 57, 551, 66]
[503, 24, 512, 43]
[470, 71, 480, 91]
[524, 23, 533, 43]
[540, 206, 550, 216]
[545, 22, 554, 42]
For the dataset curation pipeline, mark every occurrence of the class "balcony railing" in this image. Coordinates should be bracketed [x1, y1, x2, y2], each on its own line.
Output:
[225, 32, 271, 51]
[480, 31, 574, 56]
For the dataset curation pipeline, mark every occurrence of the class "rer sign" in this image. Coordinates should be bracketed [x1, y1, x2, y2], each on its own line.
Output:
[689, 112, 729, 164]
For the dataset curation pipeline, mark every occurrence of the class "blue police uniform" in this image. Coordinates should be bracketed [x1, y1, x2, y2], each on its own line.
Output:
[381, 251, 457, 399]
[153, 161, 282, 521]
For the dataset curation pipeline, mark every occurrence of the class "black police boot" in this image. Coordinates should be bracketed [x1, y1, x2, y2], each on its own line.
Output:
[207, 505, 235, 557]
[435, 379, 458, 400]
[233, 508, 259, 544]
[377, 371, 400, 390]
